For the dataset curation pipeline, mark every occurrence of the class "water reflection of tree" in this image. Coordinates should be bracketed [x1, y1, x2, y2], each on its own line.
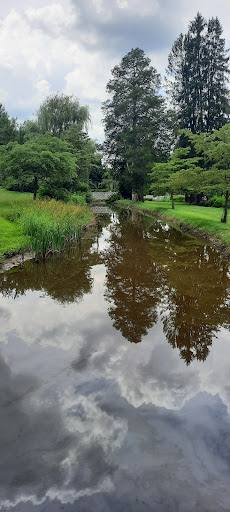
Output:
[105, 211, 230, 362]
[104, 216, 166, 343]
[0, 233, 102, 305]
[148, 227, 230, 364]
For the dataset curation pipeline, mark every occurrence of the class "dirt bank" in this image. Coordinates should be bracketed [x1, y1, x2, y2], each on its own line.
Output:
[0, 251, 35, 273]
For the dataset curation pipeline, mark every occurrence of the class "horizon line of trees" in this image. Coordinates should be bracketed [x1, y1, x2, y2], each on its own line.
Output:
[1, 12, 230, 211]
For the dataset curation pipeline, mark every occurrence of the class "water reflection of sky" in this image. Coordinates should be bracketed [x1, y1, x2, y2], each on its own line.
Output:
[0, 211, 230, 511]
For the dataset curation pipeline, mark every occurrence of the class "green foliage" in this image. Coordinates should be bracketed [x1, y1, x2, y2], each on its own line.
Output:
[182, 125, 230, 220]
[0, 189, 32, 258]
[0, 133, 77, 199]
[102, 48, 166, 199]
[38, 185, 71, 202]
[166, 13, 230, 133]
[63, 125, 106, 187]
[69, 193, 87, 206]
[74, 181, 90, 193]
[105, 192, 122, 204]
[150, 147, 202, 208]
[37, 93, 90, 138]
[21, 198, 92, 260]
[174, 194, 186, 203]
[85, 190, 93, 204]
[199, 196, 229, 208]
[99, 169, 113, 191]
[162, 194, 185, 203]
[0, 104, 17, 147]
[17, 120, 40, 144]
[0, 189, 92, 261]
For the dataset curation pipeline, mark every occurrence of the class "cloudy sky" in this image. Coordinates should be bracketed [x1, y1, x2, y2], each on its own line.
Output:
[0, 0, 230, 142]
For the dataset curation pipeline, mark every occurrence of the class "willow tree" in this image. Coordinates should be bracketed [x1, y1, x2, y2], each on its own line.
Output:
[37, 94, 90, 138]
[102, 48, 165, 201]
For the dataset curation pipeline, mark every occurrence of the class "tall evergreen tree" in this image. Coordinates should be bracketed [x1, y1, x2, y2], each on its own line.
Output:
[102, 48, 165, 200]
[166, 13, 229, 134]
[205, 17, 230, 132]
[0, 104, 17, 145]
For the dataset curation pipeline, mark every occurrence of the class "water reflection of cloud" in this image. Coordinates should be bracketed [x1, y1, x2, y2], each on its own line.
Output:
[1, 332, 230, 511]
[0, 353, 121, 509]
[0, 265, 108, 350]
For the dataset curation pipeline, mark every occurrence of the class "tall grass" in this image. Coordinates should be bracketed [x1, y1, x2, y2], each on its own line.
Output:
[21, 199, 92, 260]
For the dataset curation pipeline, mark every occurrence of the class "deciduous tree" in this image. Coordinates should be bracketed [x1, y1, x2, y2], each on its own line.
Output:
[0, 133, 76, 199]
[37, 94, 90, 138]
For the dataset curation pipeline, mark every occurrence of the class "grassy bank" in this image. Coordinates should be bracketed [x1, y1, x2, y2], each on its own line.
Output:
[117, 199, 230, 248]
[0, 189, 32, 259]
[0, 189, 93, 261]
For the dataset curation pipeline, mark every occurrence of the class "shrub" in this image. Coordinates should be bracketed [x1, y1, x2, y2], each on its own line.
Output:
[106, 192, 122, 204]
[85, 190, 93, 204]
[74, 181, 90, 193]
[38, 185, 71, 202]
[174, 194, 186, 203]
[199, 196, 227, 208]
[69, 193, 87, 206]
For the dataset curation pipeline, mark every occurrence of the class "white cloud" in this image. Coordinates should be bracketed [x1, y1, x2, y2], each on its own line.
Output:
[25, 2, 77, 36]
[0, 0, 230, 141]
[64, 52, 111, 102]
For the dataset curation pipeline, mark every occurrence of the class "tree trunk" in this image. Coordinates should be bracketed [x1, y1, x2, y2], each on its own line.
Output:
[171, 191, 175, 209]
[33, 176, 38, 200]
[139, 190, 144, 202]
[132, 191, 138, 203]
[221, 189, 229, 223]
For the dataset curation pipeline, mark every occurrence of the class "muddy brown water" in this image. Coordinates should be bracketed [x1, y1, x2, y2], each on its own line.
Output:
[0, 208, 230, 511]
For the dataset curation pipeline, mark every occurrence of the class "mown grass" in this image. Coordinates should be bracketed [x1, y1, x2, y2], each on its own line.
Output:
[0, 189, 93, 261]
[0, 189, 32, 258]
[117, 199, 230, 246]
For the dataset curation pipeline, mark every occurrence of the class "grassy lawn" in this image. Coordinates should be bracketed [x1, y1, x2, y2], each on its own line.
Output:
[0, 189, 32, 258]
[117, 199, 230, 246]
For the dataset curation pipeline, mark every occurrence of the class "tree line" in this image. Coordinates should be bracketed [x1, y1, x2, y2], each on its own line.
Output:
[102, 12, 230, 213]
[0, 12, 230, 209]
[0, 94, 107, 200]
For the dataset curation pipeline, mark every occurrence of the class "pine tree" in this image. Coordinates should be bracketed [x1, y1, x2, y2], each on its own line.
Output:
[205, 17, 230, 132]
[166, 13, 229, 134]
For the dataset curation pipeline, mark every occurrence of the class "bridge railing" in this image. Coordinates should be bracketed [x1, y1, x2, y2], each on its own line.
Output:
[91, 191, 117, 200]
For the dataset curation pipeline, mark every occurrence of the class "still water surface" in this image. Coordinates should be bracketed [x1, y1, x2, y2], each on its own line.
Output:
[0, 208, 230, 511]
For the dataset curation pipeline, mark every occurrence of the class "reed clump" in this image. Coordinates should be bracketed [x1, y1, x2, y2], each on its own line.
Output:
[21, 198, 92, 260]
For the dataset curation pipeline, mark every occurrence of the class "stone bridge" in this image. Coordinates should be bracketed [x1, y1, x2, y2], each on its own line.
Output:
[91, 191, 116, 201]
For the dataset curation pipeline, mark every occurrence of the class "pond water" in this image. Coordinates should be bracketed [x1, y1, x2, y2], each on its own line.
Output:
[0, 208, 230, 511]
